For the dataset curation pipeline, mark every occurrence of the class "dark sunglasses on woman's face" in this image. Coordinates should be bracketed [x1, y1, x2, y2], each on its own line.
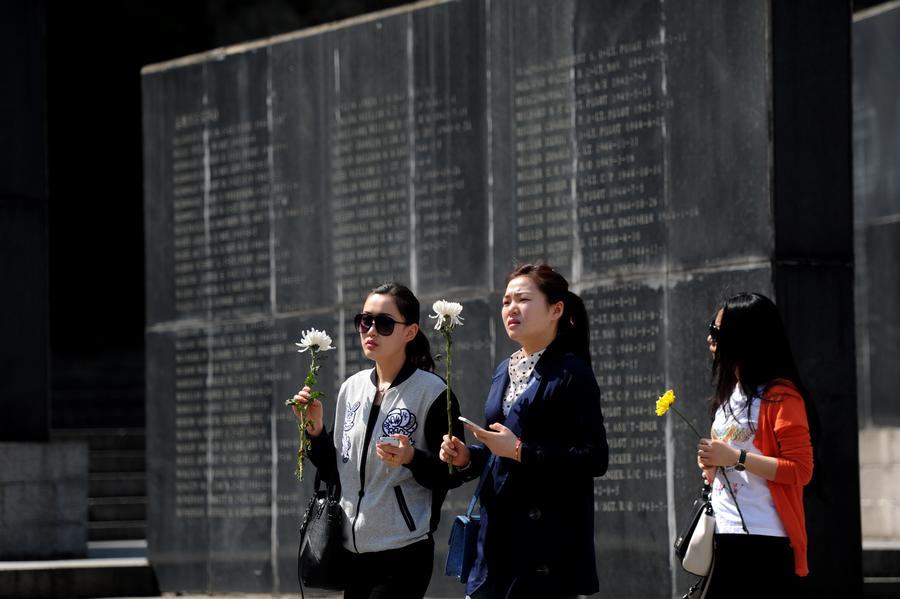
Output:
[354, 312, 410, 336]
[708, 320, 720, 342]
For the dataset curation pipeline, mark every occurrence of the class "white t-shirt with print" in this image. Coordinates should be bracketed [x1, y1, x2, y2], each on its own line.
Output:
[710, 384, 787, 537]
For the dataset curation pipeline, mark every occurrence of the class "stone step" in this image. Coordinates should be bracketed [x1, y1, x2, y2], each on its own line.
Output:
[51, 427, 146, 451]
[51, 395, 145, 429]
[864, 547, 900, 577]
[0, 557, 158, 598]
[88, 497, 146, 522]
[90, 472, 146, 498]
[863, 548, 900, 599]
[89, 449, 145, 474]
[87, 540, 148, 559]
[51, 428, 149, 543]
[87, 520, 146, 542]
[864, 579, 900, 599]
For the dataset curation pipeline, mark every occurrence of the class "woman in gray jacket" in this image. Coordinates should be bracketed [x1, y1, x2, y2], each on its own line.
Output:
[292, 282, 465, 599]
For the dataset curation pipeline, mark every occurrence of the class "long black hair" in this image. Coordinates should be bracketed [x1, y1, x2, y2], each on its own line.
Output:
[710, 292, 819, 449]
[369, 282, 435, 372]
[505, 263, 591, 366]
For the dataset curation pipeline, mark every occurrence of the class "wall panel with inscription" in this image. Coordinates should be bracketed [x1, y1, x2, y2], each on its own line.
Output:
[143, 0, 857, 595]
[853, 1, 900, 551]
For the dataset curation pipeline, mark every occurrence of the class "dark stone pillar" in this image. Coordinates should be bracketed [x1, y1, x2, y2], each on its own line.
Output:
[0, 0, 50, 442]
[772, 2, 861, 596]
[0, 0, 89, 563]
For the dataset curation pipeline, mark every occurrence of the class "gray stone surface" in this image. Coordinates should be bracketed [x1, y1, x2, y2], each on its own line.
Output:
[0, 442, 88, 559]
[854, 2, 900, 548]
[142, 0, 858, 596]
[0, 557, 158, 599]
[854, 2, 900, 428]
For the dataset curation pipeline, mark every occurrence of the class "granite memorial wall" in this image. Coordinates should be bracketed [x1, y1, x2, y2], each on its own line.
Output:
[143, 0, 858, 596]
[853, 3, 900, 428]
[853, 2, 900, 545]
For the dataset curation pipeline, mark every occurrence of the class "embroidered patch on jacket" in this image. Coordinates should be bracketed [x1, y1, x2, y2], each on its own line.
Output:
[342, 400, 361, 463]
[382, 408, 418, 442]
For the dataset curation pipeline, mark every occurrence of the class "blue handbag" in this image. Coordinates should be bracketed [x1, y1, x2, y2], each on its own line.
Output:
[445, 456, 494, 583]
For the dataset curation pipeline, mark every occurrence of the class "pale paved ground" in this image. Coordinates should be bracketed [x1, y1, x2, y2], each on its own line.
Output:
[133, 595, 449, 599]
[152, 595, 342, 599]
[134, 595, 450, 599]
[131, 595, 338, 599]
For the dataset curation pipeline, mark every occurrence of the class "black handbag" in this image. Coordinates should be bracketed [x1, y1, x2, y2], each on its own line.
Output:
[445, 456, 494, 583]
[681, 559, 714, 599]
[674, 482, 714, 576]
[675, 472, 749, 577]
[297, 473, 346, 593]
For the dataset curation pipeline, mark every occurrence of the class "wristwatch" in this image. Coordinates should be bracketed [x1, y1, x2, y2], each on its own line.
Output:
[734, 449, 747, 472]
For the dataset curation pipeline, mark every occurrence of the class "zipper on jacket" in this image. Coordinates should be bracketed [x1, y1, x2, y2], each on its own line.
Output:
[394, 485, 416, 532]
[351, 400, 381, 553]
[351, 489, 364, 553]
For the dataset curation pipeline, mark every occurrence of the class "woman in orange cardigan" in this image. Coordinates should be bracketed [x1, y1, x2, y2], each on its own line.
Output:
[697, 292, 816, 597]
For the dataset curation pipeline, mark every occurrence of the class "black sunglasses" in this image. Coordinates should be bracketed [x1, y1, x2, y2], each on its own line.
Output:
[708, 320, 720, 342]
[354, 312, 411, 336]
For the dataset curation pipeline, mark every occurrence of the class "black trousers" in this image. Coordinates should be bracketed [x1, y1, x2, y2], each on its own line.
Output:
[703, 534, 797, 599]
[343, 537, 434, 599]
[468, 570, 579, 599]
[469, 578, 578, 599]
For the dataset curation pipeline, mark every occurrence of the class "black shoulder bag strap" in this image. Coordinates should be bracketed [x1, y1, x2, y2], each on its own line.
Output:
[465, 454, 497, 517]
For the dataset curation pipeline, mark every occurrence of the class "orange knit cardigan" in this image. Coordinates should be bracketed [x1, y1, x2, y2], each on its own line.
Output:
[753, 379, 814, 576]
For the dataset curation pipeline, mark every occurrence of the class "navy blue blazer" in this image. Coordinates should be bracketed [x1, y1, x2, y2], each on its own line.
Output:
[464, 340, 608, 597]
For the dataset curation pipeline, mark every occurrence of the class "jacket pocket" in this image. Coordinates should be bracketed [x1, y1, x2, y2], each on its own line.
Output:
[393, 485, 416, 532]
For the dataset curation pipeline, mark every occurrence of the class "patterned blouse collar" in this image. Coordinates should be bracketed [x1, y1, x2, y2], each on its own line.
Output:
[502, 347, 547, 416]
[508, 347, 547, 385]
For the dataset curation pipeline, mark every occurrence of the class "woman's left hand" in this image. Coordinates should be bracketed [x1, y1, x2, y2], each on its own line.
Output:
[467, 422, 519, 460]
[376, 434, 414, 468]
[697, 438, 739, 468]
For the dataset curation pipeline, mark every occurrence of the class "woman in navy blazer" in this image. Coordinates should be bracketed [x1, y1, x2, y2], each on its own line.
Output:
[441, 264, 609, 598]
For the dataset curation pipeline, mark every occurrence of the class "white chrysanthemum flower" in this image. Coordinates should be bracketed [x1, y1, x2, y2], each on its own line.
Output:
[295, 328, 334, 353]
[429, 300, 464, 331]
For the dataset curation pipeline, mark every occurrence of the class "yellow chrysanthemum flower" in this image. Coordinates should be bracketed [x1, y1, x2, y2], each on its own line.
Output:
[653, 388, 702, 437]
[655, 389, 676, 416]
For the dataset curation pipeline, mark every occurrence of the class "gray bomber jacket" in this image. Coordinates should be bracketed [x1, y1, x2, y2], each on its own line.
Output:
[309, 361, 464, 554]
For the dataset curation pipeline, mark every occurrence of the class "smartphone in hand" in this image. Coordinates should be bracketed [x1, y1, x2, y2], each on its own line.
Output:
[378, 435, 401, 446]
[458, 416, 488, 433]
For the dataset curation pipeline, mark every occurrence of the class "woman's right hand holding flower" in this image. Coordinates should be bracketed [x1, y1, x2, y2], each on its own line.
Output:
[694, 450, 717, 487]
[292, 386, 324, 437]
[440, 434, 470, 467]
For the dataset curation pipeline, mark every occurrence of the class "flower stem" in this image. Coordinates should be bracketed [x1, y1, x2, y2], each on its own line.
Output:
[445, 329, 453, 474]
[663, 402, 748, 531]
[669, 405, 704, 439]
[296, 419, 305, 480]
[294, 348, 319, 481]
